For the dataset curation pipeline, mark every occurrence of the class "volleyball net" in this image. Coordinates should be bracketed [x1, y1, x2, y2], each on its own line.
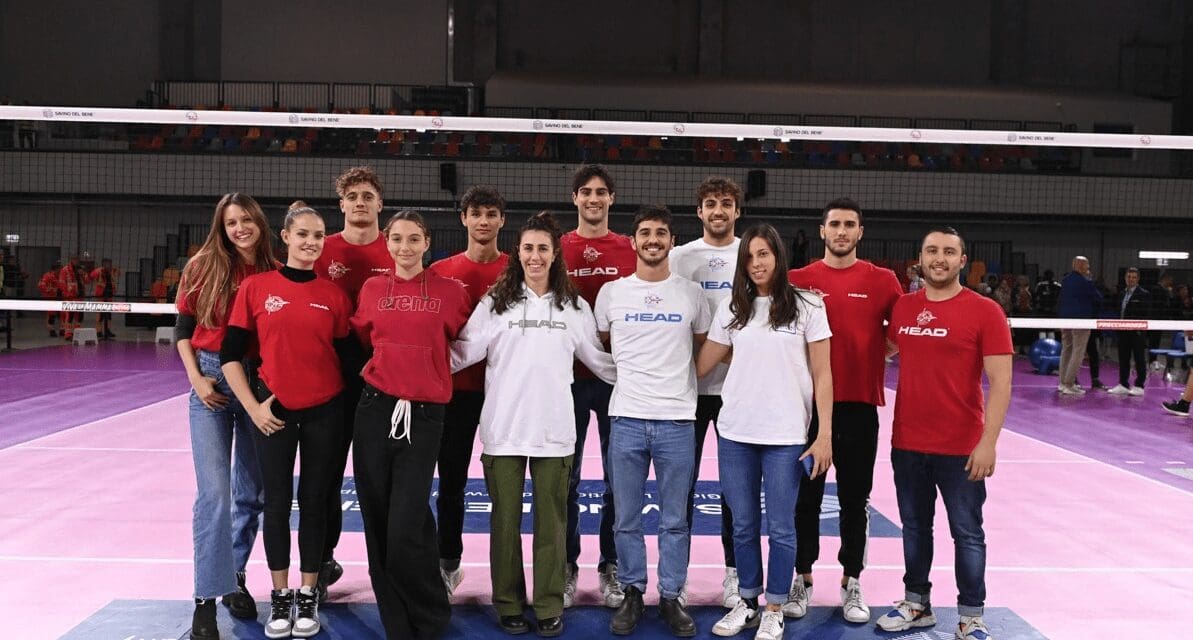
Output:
[0, 104, 1192, 337]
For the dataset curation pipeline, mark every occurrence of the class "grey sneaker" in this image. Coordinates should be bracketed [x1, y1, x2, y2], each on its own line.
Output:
[957, 614, 993, 640]
[599, 564, 625, 608]
[781, 577, 811, 618]
[264, 589, 294, 639]
[562, 564, 578, 609]
[876, 599, 936, 632]
[291, 586, 321, 638]
[441, 566, 464, 597]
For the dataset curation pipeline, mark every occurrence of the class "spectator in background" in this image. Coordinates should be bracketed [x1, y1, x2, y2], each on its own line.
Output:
[790, 229, 809, 269]
[1177, 284, 1193, 321]
[992, 277, 1013, 315]
[978, 273, 998, 297]
[1108, 267, 1151, 396]
[38, 261, 60, 336]
[1012, 275, 1034, 354]
[89, 257, 119, 339]
[1056, 256, 1102, 395]
[906, 264, 924, 293]
[1148, 273, 1177, 365]
[1033, 270, 1061, 317]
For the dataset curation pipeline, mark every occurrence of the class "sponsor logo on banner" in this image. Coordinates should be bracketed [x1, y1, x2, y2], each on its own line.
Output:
[431, 117, 444, 128]
[1007, 132, 1018, 142]
[185, 111, 199, 121]
[1098, 319, 1149, 330]
[288, 114, 299, 123]
[773, 126, 784, 137]
[62, 301, 131, 313]
[674, 124, 686, 134]
[910, 129, 922, 139]
[42, 109, 54, 119]
[533, 120, 544, 130]
[1141, 135, 1152, 146]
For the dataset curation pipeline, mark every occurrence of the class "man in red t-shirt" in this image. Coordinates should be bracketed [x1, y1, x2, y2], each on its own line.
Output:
[427, 185, 509, 595]
[89, 258, 119, 339]
[787, 198, 902, 624]
[38, 263, 60, 337]
[58, 256, 84, 340]
[877, 227, 1012, 640]
[559, 164, 636, 608]
[312, 166, 394, 599]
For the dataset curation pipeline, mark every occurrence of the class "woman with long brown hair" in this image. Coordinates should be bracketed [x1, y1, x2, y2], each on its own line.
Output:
[696, 223, 833, 640]
[175, 193, 277, 639]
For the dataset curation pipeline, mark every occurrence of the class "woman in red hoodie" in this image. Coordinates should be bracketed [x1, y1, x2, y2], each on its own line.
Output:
[351, 211, 471, 639]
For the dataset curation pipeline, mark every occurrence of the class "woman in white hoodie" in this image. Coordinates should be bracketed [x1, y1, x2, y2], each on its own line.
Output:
[452, 212, 616, 637]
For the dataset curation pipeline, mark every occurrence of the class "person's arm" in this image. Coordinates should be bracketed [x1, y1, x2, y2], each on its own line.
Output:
[801, 337, 833, 479]
[450, 303, 493, 373]
[219, 326, 284, 435]
[575, 310, 617, 385]
[968, 353, 1012, 481]
[695, 338, 731, 378]
[175, 313, 229, 410]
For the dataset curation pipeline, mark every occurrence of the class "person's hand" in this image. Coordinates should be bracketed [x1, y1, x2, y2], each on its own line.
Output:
[191, 376, 229, 410]
[251, 395, 285, 435]
[801, 436, 833, 479]
[965, 439, 997, 481]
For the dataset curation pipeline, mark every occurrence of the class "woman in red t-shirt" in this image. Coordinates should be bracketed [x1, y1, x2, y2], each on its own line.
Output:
[350, 211, 471, 640]
[174, 193, 277, 638]
[220, 205, 354, 639]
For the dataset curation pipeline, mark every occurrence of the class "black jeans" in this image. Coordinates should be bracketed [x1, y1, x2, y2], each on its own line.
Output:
[322, 372, 364, 562]
[1117, 330, 1148, 387]
[354, 384, 451, 639]
[251, 388, 343, 574]
[566, 377, 617, 571]
[690, 395, 735, 567]
[794, 402, 880, 578]
[1087, 331, 1102, 382]
[436, 389, 484, 562]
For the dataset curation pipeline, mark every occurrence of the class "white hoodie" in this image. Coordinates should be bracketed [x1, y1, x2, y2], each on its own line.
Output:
[451, 285, 616, 457]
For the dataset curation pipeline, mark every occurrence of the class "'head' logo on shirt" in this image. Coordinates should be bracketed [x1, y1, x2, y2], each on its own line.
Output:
[916, 308, 936, 326]
[264, 295, 290, 314]
[327, 261, 349, 280]
[582, 246, 602, 263]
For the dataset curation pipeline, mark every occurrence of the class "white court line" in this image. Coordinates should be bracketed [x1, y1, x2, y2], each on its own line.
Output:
[15, 446, 190, 453]
[2, 555, 1192, 574]
[0, 393, 187, 453]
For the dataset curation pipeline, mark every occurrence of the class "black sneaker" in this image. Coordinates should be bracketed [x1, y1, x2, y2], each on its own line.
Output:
[1162, 399, 1191, 417]
[190, 598, 219, 640]
[221, 571, 256, 619]
[292, 586, 321, 638]
[316, 557, 343, 602]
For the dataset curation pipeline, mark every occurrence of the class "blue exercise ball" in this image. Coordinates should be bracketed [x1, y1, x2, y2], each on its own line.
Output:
[1029, 337, 1061, 372]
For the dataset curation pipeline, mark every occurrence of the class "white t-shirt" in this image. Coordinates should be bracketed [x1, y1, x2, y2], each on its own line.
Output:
[670, 237, 740, 395]
[708, 292, 832, 445]
[595, 272, 711, 420]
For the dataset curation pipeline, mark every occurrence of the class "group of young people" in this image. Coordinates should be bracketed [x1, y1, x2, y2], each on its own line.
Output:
[177, 164, 1011, 640]
[37, 254, 120, 340]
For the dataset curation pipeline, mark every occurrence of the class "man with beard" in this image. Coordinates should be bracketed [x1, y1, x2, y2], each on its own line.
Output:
[595, 205, 709, 637]
[878, 227, 1012, 640]
[787, 198, 902, 624]
[668, 176, 742, 608]
[312, 166, 394, 599]
[427, 185, 509, 596]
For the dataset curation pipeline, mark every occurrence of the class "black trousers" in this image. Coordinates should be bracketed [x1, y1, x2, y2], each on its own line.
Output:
[322, 373, 364, 562]
[1117, 330, 1148, 388]
[436, 389, 484, 562]
[794, 402, 880, 578]
[690, 395, 735, 567]
[1087, 331, 1102, 382]
[354, 384, 451, 639]
[252, 392, 343, 574]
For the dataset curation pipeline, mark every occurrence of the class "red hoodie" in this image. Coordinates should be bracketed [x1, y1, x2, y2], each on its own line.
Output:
[351, 270, 471, 403]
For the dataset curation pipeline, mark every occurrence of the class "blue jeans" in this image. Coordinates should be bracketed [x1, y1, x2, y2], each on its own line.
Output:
[189, 350, 264, 599]
[891, 448, 987, 617]
[608, 416, 695, 599]
[717, 437, 801, 606]
[567, 378, 617, 570]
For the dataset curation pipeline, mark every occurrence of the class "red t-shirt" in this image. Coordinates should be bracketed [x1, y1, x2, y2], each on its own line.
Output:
[351, 270, 471, 404]
[38, 271, 58, 298]
[58, 264, 81, 299]
[227, 271, 352, 410]
[314, 233, 392, 308]
[888, 288, 1013, 455]
[428, 251, 510, 392]
[176, 262, 274, 353]
[561, 230, 636, 378]
[89, 268, 116, 298]
[789, 260, 902, 406]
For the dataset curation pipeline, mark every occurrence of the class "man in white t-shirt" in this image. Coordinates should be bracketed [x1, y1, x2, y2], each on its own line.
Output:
[669, 176, 743, 608]
[596, 205, 711, 637]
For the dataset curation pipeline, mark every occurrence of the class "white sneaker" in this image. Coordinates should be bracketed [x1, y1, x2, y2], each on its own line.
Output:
[721, 568, 741, 608]
[1058, 385, 1085, 395]
[291, 586, 321, 638]
[264, 589, 294, 639]
[957, 615, 993, 640]
[712, 600, 760, 636]
[781, 576, 811, 618]
[441, 566, 464, 597]
[1107, 384, 1131, 395]
[876, 599, 936, 632]
[840, 577, 871, 623]
[754, 610, 785, 640]
[599, 564, 625, 608]
[1129, 386, 1146, 396]
[562, 564, 578, 609]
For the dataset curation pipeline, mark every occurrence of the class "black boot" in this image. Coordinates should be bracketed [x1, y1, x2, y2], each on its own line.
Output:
[659, 597, 696, 637]
[190, 598, 219, 640]
[536, 616, 563, 637]
[221, 571, 257, 619]
[316, 557, 344, 602]
[499, 614, 530, 635]
[610, 585, 644, 635]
